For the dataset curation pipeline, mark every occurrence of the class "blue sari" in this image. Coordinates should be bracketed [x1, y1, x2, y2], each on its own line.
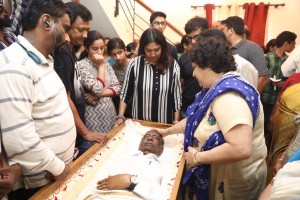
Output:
[183, 73, 260, 200]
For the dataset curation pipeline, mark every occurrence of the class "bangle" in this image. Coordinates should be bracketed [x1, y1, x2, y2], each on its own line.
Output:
[114, 115, 125, 121]
[193, 151, 200, 165]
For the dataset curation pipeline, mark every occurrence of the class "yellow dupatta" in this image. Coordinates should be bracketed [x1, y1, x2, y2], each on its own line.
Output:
[270, 83, 300, 168]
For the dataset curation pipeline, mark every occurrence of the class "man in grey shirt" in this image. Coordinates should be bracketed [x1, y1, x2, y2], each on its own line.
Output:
[221, 16, 268, 93]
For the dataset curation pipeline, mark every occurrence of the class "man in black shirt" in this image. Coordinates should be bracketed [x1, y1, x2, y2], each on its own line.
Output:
[54, 2, 107, 157]
[179, 17, 208, 118]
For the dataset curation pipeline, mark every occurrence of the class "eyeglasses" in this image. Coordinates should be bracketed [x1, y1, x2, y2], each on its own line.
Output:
[186, 34, 201, 43]
[152, 21, 167, 26]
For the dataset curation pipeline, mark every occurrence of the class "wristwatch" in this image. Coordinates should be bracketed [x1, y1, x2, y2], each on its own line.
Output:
[128, 175, 139, 191]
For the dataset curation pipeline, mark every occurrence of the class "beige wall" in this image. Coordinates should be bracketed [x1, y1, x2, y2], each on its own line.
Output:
[62, 0, 300, 46]
[143, 0, 300, 46]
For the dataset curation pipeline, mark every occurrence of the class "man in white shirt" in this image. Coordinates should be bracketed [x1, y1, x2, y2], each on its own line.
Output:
[234, 54, 258, 87]
[0, 0, 76, 199]
[281, 45, 300, 77]
[97, 130, 164, 200]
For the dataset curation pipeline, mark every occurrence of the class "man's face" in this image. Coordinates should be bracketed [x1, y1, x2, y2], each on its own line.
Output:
[183, 41, 193, 52]
[0, 4, 11, 28]
[151, 16, 167, 33]
[186, 28, 202, 46]
[68, 16, 90, 46]
[53, 14, 71, 53]
[139, 131, 164, 156]
[285, 41, 296, 53]
[212, 21, 222, 30]
[221, 24, 233, 44]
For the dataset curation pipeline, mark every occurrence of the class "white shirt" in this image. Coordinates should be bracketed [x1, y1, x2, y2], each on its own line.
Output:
[270, 161, 300, 199]
[0, 35, 76, 188]
[234, 54, 259, 88]
[110, 150, 163, 200]
[281, 45, 300, 77]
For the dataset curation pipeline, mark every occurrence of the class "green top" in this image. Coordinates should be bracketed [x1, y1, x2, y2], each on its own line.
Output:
[261, 52, 288, 105]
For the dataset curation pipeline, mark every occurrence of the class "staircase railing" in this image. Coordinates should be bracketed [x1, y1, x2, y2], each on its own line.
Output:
[115, 0, 184, 45]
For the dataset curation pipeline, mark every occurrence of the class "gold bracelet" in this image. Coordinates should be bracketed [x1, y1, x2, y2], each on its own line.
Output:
[193, 151, 200, 165]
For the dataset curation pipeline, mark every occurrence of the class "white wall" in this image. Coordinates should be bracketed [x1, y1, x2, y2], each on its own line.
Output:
[63, 0, 300, 46]
[141, 0, 300, 46]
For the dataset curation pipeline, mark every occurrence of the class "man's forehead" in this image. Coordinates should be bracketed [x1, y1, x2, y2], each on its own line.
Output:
[72, 16, 90, 27]
[187, 29, 202, 37]
[61, 14, 71, 23]
[144, 131, 161, 137]
[153, 16, 166, 22]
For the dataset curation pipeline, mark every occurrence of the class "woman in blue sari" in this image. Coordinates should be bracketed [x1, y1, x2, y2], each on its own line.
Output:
[156, 37, 267, 200]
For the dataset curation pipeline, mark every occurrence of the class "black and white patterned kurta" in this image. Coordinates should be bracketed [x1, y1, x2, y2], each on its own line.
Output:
[78, 58, 121, 132]
[120, 56, 181, 124]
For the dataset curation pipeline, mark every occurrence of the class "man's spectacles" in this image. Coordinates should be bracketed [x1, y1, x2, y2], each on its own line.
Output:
[152, 21, 167, 26]
[186, 34, 201, 43]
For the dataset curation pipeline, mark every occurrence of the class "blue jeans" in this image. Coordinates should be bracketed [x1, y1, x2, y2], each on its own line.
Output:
[76, 134, 92, 158]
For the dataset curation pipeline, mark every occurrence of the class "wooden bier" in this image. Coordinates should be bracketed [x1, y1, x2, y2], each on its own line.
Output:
[30, 119, 185, 200]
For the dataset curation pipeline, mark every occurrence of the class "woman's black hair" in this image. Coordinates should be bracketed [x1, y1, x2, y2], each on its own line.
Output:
[138, 28, 170, 74]
[107, 38, 126, 55]
[80, 30, 104, 59]
[189, 37, 236, 73]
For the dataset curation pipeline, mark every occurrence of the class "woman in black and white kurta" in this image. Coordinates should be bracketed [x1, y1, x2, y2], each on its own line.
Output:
[115, 28, 181, 125]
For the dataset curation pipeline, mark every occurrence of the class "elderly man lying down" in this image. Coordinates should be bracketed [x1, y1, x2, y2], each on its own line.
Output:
[97, 130, 164, 200]
[39, 120, 183, 200]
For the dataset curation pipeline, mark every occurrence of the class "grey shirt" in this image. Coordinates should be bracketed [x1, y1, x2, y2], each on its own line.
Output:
[232, 38, 267, 76]
[112, 63, 128, 87]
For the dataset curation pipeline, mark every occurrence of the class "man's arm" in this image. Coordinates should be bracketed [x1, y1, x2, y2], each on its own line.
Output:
[97, 174, 131, 190]
[259, 182, 272, 200]
[0, 154, 21, 198]
[257, 75, 268, 94]
[97, 173, 162, 200]
[249, 44, 268, 93]
[55, 48, 107, 143]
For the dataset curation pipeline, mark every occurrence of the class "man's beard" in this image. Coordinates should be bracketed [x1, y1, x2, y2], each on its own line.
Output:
[54, 43, 66, 54]
[53, 32, 66, 55]
[0, 17, 11, 28]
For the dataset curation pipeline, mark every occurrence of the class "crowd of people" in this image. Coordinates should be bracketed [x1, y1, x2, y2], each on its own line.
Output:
[0, 0, 299, 199]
